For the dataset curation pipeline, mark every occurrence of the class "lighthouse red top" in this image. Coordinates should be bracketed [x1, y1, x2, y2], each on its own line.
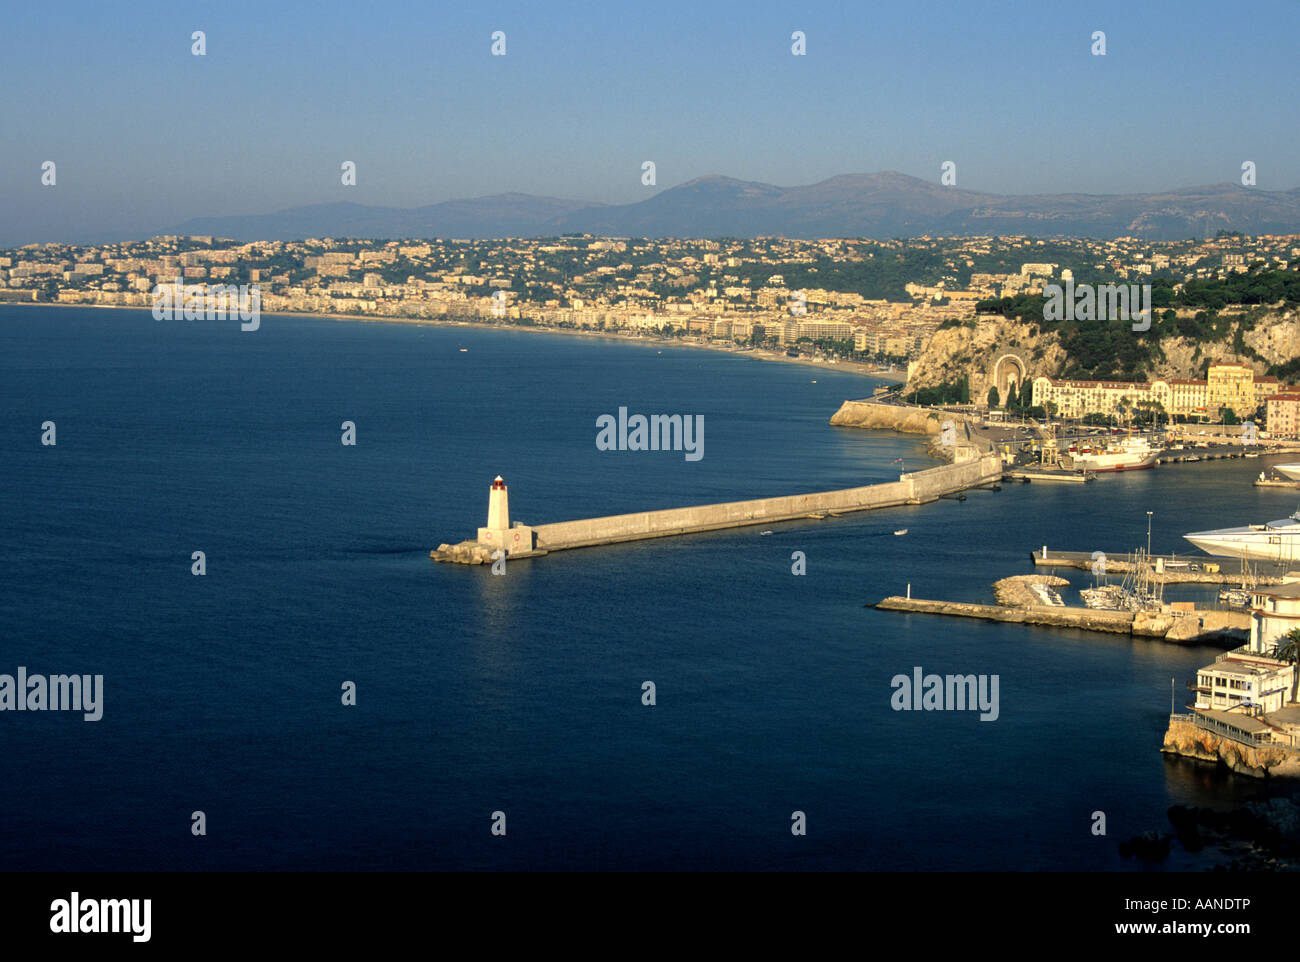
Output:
[491, 476, 506, 489]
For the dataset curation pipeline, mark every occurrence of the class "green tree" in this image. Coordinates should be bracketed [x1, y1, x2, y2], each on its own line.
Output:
[987, 385, 1000, 408]
[1273, 629, 1300, 703]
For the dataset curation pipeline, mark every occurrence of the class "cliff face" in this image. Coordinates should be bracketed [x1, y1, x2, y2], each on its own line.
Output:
[905, 309, 1300, 393]
[1151, 308, 1300, 375]
[1244, 311, 1300, 363]
[1162, 718, 1300, 778]
[904, 317, 1069, 396]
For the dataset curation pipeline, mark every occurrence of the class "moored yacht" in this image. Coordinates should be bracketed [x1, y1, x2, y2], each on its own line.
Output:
[1184, 509, 1300, 563]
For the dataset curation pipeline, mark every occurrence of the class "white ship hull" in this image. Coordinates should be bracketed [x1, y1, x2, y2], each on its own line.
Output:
[1067, 451, 1159, 472]
[1275, 464, 1300, 481]
[1065, 435, 1162, 473]
[1184, 512, 1300, 563]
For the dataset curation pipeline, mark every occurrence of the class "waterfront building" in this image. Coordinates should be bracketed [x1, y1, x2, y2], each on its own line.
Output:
[1191, 654, 1293, 714]
[1032, 362, 1289, 420]
[1185, 578, 1300, 744]
[1205, 362, 1255, 416]
[796, 319, 854, 341]
[1267, 393, 1300, 439]
[1030, 376, 1173, 419]
[1248, 582, 1300, 655]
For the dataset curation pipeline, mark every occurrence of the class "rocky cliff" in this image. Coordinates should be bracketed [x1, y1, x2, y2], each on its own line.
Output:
[828, 400, 992, 464]
[1162, 717, 1300, 778]
[905, 308, 1300, 394]
[828, 400, 947, 435]
[905, 317, 1069, 396]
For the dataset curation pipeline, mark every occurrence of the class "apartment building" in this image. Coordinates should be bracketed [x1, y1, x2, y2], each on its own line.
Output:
[1033, 363, 1286, 419]
[1268, 394, 1300, 439]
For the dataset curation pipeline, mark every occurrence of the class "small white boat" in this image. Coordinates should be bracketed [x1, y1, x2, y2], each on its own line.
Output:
[759, 530, 773, 536]
[1081, 584, 1133, 610]
[1218, 587, 1251, 607]
[459, 348, 468, 352]
[893, 529, 908, 536]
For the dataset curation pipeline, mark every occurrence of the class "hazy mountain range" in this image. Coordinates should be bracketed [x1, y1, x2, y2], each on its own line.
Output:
[168, 172, 1300, 242]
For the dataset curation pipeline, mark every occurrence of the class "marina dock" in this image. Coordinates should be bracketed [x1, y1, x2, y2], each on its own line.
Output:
[1003, 469, 1093, 483]
[1028, 547, 1287, 584]
[874, 596, 1248, 644]
[1158, 451, 1255, 465]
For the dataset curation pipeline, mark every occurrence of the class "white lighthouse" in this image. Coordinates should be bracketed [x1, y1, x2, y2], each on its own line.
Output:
[486, 475, 509, 531]
[477, 475, 534, 556]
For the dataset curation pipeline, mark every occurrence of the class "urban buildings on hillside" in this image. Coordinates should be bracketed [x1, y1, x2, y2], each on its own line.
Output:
[1032, 363, 1293, 423]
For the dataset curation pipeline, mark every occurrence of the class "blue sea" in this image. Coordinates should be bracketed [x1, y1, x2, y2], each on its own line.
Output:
[0, 306, 1290, 871]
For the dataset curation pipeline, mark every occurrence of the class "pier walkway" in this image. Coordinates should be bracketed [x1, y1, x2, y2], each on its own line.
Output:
[433, 454, 1004, 563]
[531, 455, 1003, 551]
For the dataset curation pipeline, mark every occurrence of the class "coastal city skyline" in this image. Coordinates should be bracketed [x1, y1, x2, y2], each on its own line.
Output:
[7, 0, 1300, 941]
[7, 230, 1298, 402]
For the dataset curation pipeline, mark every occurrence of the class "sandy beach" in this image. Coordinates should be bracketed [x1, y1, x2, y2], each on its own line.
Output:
[7, 300, 908, 383]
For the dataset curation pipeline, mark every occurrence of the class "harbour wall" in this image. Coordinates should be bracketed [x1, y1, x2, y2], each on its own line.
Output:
[828, 399, 950, 436]
[875, 595, 1250, 644]
[524, 454, 1004, 552]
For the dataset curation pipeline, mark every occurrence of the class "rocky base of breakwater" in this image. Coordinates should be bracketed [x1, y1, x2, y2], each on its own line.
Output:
[431, 540, 496, 565]
[985, 576, 1248, 644]
[1162, 718, 1300, 778]
[879, 583, 1250, 645]
[829, 400, 946, 435]
[830, 400, 989, 463]
[992, 574, 1070, 607]
[1121, 798, 1300, 870]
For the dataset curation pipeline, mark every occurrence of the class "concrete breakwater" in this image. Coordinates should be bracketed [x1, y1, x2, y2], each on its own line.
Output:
[433, 453, 1004, 563]
[1030, 549, 1287, 585]
[828, 399, 952, 436]
[829, 399, 991, 464]
[874, 595, 1249, 644]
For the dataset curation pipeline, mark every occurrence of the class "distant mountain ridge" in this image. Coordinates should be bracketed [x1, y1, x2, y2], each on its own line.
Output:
[168, 172, 1300, 242]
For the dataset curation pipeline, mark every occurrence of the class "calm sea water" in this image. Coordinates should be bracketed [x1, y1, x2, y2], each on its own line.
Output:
[0, 306, 1291, 871]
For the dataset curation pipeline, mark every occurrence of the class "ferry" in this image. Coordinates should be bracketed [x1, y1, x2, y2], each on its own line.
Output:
[1184, 509, 1300, 563]
[1064, 434, 1161, 473]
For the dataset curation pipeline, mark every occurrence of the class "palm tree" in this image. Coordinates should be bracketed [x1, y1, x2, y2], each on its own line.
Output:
[1272, 628, 1300, 704]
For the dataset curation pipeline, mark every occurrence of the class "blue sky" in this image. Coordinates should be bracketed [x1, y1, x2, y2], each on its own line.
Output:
[1, 0, 1297, 244]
